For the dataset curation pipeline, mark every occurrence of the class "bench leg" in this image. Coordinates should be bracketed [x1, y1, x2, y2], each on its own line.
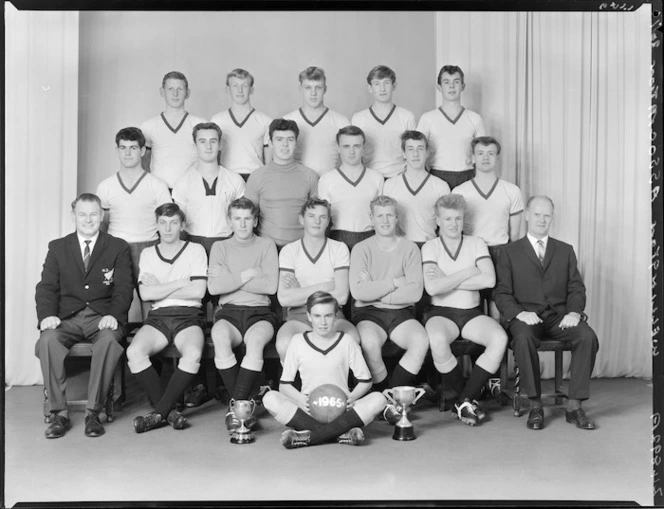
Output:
[513, 362, 522, 417]
[43, 388, 54, 423]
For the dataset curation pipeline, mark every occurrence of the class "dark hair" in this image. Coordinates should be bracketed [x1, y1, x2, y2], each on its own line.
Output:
[155, 202, 186, 223]
[336, 125, 366, 144]
[192, 122, 222, 143]
[298, 66, 326, 85]
[437, 65, 465, 86]
[269, 118, 299, 141]
[526, 195, 555, 211]
[306, 291, 340, 314]
[366, 65, 396, 85]
[435, 194, 467, 214]
[71, 193, 102, 212]
[300, 197, 332, 218]
[162, 71, 189, 89]
[369, 195, 398, 214]
[471, 136, 501, 155]
[115, 127, 146, 148]
[400, 130, 429, 151]
[227, 197, 258, 219]
[226, 68, 254, 87]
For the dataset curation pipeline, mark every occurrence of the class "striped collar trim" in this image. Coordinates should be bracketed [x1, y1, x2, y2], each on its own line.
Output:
[440, 235, 464, 261]
[116, 170, 148, 195]
[229, 108, 255, 128]
[369, 104, 396, 125]
[336, 166, 366, 187]
[304, 331, 345, 355]
[161, 112, 189, 134]
[471, 178, 499, 200]
[403, 172, 431, 196]
[156, 241, 189, 264]
[301, 237, 327, 264]
[438, 106, 465, 125]
[299, 107, 329, 127]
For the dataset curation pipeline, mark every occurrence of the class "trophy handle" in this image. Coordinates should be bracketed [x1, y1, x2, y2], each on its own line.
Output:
[412, 388, 426, 405]
[382, 389, 396, 405]
[249, 400, 256, 414]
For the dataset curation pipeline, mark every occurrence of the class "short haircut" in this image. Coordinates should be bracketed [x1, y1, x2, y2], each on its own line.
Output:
[192, 122, 222, 143]
[226, 68, 254, 87]
[298, 66, 326, 85]
[370, 195, 398, 214]
[366, 65, 396, 85]
[306, 291, 340, 314]
[268, 118, 299, 141]
[471, 136, 502, 155]
[437, 65, 465, 86]
[162, 71, 189, 89]
[300, 197, 332, 218]
[115, 127, 146, 148]
[526, 195, 555, 211]
[155, 202, 186, 223]
[227, 197, 258, 219]
[71, 193, 102, 212]
[400, 130, 429, 151]
[336, 125, 366, 144]
[435, 194, 467, 213]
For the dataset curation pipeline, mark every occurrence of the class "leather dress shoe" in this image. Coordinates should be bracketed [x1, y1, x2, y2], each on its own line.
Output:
[84, 413, 105, 437]
[565, 408, 596, 430]
[45, 414, 71, 439]
[526, 407, 544, 430]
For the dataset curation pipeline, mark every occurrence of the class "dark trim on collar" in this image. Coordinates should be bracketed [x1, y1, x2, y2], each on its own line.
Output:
[116, 171, 148, 195]
[156, 241, 190, 264]
[301, 238, 327, 264]
[402, 172, 431, 196]
[369, 104, 396, 125]
[471, 178, 499, 200]
[202, 176, 218, 196]
[440, 235, 464, 261]
[229, 108, 255, 128]
[303, 331, 345, 356]
[438, 106, 465, 125]
[161, 112, 189, 134]
[299, 107, 329, 127]
[336, 166, 366, 188]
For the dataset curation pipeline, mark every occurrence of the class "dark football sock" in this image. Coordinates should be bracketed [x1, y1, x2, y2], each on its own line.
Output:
[372, 377, 389, 393]
[233, 367, 260, 401]
[390, 362, 416, 388]
[309, 409, 364, 445]
[441, 363, 464, 399]
[133, 365, 162, 408]
[155, 368, 194, 417]
[286, 407, 324, 431]
[459, 365, 492, 402]
[218, 364, 239, 399]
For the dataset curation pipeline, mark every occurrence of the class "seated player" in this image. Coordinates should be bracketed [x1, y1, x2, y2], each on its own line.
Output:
[280, 66, 350, 176]
[97, 127, 172, 319]
[263, 291, 387, 449]
[383, 130, 450, 247]
[127, 203, 208, 433]
[210, 68, 273, 181]
[349, 195, 429, 423]
[245, 118, 319, 249]
[350, 65, 417, 179]
[416, 65, 486, 190]
[318, 125, 384, 252]
[422, 194, 507, 426]
[207, 197, 279, 435]
[276, 198, 359, 361]
[141, 71, 206, 190]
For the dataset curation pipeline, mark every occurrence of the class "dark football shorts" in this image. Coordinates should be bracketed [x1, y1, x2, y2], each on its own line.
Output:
[214, 304, 278, 336]
[143, 306, 204, 343]
[351, 305, 416, 336]
[423, 305, 484, 332]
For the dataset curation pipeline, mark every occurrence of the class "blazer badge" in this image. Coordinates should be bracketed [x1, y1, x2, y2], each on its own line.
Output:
[102, 268, 115, 285]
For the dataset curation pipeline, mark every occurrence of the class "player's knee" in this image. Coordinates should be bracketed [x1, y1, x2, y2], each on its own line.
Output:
[406, 332, 430, 356]
[177, 354, 201, 375]
[491, 328, 508, 351]
[360, 334, 383, 357]
[262, 391, 279, 414]
[210, 323, 232, 346]
[365, 391, 387, 413]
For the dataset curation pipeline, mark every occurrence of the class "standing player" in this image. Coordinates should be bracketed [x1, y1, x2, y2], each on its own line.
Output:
[245, 118, 319, 249]
[276, 198, 359, 362]
[141, 71, 206, 189]
[97, 127, 172, 318]
[280, 67, 350, 176]
[350, 65, 416, 179]
[207, 197, 279, 434]
[127, 203, 208, 433]
[263, 292, 387, 449]
[383, 131, 450, 246]
[318, 126, 384, 252]
[416, 65, 486, 190]
[210, 69, 273, 181]
[349, 195, 429, 423]
[422, 194, 507, 426]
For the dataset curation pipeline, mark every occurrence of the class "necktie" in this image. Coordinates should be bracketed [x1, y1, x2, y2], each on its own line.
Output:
[536, 240, 545, 265]
[83, 240, 91, 271]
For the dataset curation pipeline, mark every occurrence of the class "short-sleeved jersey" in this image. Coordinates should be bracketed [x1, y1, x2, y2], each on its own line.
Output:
[383, 172, 451, 243]
[279, 238, 350, 314]
[350, 105, 416, 179]
[282, 108, 350, 176]
[454, 178, 524, 246]
[139, 241, 208, 310]
[96, 171, 172, 243]
[172, 165, 245, 238]
[210, 108, 272, 175]
[317, 167, 384, 233]
[208, 235, 278, 307]
[140, 112, 206, 188]
[416, 107, 485, 172]
[280, 331, 372, 396]
[421, 235, 491, 309]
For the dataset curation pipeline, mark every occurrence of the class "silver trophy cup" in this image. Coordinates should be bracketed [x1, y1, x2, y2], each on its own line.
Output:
[230, 399, 256, 444]
[383, 386, 425, 441]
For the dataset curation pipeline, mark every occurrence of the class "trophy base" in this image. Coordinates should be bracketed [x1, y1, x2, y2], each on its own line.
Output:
[392, 425, 416, 441]
[230, 432, 255, 444]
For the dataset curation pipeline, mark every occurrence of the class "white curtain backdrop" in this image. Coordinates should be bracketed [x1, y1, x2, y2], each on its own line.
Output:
[435, 8, 652, 378]
[5, 4, 80, 385]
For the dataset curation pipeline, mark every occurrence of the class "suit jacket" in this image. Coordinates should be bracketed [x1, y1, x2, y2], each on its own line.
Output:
[493, 236, 587, 323]
[35, 231, 134, 326]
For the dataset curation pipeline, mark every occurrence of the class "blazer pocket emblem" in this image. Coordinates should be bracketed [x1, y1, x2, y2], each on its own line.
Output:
[102, 268, 114, 285]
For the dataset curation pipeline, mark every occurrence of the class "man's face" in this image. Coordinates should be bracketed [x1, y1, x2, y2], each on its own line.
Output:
[270, 130, 297, 163]
[228, 208, 257, 240]
[371, 205, 398, 237]
[307, 302, 337, 337]
[72, 200, 103, 239]
[300, 79, 326, 109]
[473, 143, 499, 173]
[116, 139, 145, 170]
[337, 134, 365, 166]
[195, 129, 221, 163]
[226, 77, 253, 106]
[368, 77, 395, 104]
[437, 72, 464, 101]
[157, 215, 185, 244]
[160, 79, 189, 109]
[525, 198, 554, 238]
[300, 205, 330, 238]
[436, 207, 464, 240]
[403, 139, 428, 171]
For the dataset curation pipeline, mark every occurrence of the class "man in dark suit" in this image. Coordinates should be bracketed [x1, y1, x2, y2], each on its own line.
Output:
[35, 193, 133, 439]
[494, 195, 599, 431]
